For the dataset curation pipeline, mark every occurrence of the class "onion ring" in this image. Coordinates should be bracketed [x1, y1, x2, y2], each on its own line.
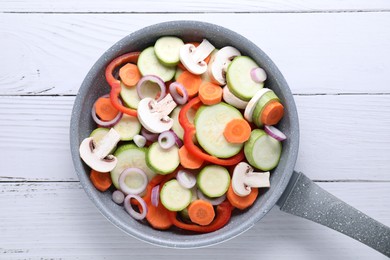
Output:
[169, 82, 188, 105]
[136, 75, 166, 101]
[91, 94, 123, 127]
[124, 194, 147, 220]
[119, 168, 148, 195]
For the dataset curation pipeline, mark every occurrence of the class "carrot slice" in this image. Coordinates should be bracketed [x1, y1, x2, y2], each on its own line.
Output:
[223, 118, 252, 144]
[179, 145, 204, 169]
[261, 101, 284, 126]
[188, 200, 215, 226]
[146, 201, 173, 230]
[90, 169, 112, 192]
[94, 96, 119, 121]
[176, 71, 202, 98]
[119, 63, 141, 87]
[198, 82, 222, 105]
[226, 184, 258, 210]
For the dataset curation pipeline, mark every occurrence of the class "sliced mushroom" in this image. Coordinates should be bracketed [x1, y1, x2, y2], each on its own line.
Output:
[208, 46, 241, 85]
[179, 39, 215, 75]
[79, 128, 121, 172]
[232, 162, 270, 197]
[137, 93, 177, 133]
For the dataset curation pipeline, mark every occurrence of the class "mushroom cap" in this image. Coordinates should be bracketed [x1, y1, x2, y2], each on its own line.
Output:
[232, 162, 253, 196]
[179, 44, 208, 75]
[232, 162, 271, 197]
[137, 97, 174, 133]
[209, 46, 241, 85]
[79, 137, 118, 172]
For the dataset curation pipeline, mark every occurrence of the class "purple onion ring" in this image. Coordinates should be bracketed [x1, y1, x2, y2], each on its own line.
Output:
[169, 82, 188, 105]
[141, 128, 159, 142]
[124, 194, 147, 220]
[119, 168, 148, 195]
[158, 131, 176, 149]
[151, 185, 160, 207]
[177, 170, 196, 189]
[250, 67, 267, 83]
[91, 94, 123, 127]
[136, 75, 166, 101]
[197, 189, 226, 206]
[264, 125, 287, 141]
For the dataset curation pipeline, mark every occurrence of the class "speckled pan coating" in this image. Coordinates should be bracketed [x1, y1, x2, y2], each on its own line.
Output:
[278, 172, 390, 256]
[70, 20, 300, 248]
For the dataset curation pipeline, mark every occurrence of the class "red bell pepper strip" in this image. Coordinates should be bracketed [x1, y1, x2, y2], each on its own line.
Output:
[178, 97, 245, 166]
[168, 200, 233, 233]
[105, 52, 140, 117]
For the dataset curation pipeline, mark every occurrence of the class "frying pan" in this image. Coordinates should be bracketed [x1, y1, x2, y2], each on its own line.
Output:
[69, 21, 390, 256]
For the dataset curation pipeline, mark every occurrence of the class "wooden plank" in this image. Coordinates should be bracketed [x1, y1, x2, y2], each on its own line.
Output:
[0, 182, 388, 259]
[0, 12, 389, 95]
[295, 94, 390, 181]
[0, 94, 389, 181]
[1, 0, 390, 13]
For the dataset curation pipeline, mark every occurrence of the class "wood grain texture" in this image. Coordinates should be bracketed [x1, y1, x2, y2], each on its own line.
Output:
[0, 182, 388, 259]
[0, 12, 389, 95]
[1, 0, 390, 13]
[0, 95, 389, 181]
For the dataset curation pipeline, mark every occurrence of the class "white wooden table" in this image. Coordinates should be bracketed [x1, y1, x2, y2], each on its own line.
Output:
[1, 1, 389, 259]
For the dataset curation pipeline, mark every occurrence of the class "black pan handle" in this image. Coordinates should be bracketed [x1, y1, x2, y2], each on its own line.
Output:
[277, 171, 390, 257]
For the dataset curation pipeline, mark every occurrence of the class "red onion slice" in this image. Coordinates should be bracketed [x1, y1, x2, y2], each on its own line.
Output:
[264, 125, 287, 141]
[136, 75, 166, 101]
[91, 94, 123, 127]
[169, 82, 188, 105]
[250, 67, 267, 83]
[177, 170, 196, 189]
[119, 168, 148, 195]
[141, 128, 159, 142]
[158, 130, 176, 149]
[197, 189, 226, 206]
[124, 194, 147, 220]
[174, 134, 184, 148]
[151, 185, 160, 207]
[112, 190, 125, 204]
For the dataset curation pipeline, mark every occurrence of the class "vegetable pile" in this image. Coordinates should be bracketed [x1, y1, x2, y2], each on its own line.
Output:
[79, 37, 287, 233]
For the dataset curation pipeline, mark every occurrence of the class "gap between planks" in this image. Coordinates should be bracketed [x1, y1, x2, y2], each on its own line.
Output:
[1, 12, 390, 95]
[0, 181, 388, 259]
[2, 10, 390, 14]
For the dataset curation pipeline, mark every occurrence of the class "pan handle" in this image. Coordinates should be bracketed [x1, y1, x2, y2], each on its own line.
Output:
[277, 171, 390, 257]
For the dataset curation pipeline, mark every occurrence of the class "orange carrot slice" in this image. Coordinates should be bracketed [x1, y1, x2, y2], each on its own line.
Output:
[188, 200, 215, 226]
[176, 71, 202, 98]
[146, 201, 173, 230]
[90, 169, 112, 192]
[261, 101, 284, 126]
[198, 82, 222, 105]
[223, 118, 252, 144]
[179, 146, 204, 169]
[226, 184, 258, 210]
[94, 96, 119, 121]
[119, 63, 141, 87]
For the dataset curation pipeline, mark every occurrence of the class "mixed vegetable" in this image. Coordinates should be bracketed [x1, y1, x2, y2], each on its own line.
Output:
[79, 36, 287, 233]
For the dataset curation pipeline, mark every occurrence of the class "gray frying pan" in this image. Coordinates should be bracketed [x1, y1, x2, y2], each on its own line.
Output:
[70, 21, 390, 256]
